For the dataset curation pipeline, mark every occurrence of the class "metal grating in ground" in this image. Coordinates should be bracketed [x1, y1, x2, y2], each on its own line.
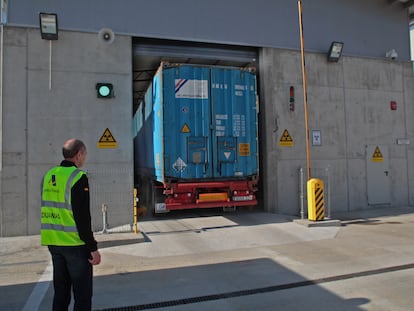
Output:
[94, 262, 414, 311]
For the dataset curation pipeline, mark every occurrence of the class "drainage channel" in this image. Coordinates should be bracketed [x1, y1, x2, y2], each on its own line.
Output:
[93, 262, 414, 311]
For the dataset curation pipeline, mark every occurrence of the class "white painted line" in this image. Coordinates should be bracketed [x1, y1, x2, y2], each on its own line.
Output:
[22, 260, 53, 311]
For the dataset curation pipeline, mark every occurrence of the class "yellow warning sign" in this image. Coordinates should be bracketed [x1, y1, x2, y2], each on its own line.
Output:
[239, 143, 250, 156]
[279, 129, 294, 146]
[97, 128, 118, 148]
[371, 146, 384, 162]
[181, 123, 191, 133]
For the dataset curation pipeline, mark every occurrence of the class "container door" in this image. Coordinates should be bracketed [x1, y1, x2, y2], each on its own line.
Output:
[211, 68, 258, 178]
[162, 65, 211, 179]
[366, 145, 390, 205]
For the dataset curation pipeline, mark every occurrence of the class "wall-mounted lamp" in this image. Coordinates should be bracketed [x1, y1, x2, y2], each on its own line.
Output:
[39, 12, 58, 40]
[327, 41, 344, 62]
[39, 13, 58, 90]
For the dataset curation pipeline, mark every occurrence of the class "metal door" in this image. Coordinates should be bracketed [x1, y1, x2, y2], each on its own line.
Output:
[211, 67, 258, 178]
[162, 65, 212, 179]
[366, 145, 390, 205]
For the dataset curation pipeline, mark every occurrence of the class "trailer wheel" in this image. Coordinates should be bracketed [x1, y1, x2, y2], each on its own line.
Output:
[151, 182, 168, 215]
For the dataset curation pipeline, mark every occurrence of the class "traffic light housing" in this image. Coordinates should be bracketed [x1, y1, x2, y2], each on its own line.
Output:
[96, 83, 114, 98]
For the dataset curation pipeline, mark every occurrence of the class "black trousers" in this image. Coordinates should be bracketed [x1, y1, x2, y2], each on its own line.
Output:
[48, 245, 93, 311]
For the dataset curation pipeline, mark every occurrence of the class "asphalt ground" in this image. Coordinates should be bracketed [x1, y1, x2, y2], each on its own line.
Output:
[1, 206, 414, 310]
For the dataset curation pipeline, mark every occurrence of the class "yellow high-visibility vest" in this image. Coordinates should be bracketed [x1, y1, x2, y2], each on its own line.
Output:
[40, 166, 86, 246]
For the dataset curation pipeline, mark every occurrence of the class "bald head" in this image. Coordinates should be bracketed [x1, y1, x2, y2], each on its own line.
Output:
[63, 139, 86, 158]
[62, 139, 87, 167]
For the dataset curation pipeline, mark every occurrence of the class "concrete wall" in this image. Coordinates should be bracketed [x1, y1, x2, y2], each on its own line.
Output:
[260, 48, 414, 215]
[0, 27, 133, 236]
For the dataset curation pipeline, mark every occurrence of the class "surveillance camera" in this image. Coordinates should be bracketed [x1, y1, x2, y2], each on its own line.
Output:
[385, 49, 398, 60]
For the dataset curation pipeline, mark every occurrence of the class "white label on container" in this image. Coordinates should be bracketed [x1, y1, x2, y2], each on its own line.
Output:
[232, 114, 246, 137]
[172, 157, 187, 172]
[215, 114, 228, 136]
[175, 79, 208, 99]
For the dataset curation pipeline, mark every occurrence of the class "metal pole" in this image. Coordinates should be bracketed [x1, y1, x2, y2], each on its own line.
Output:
[101, 204, 108, 234]
[299, 167, 304, 219]
[326, 166, 331, 219]
[49, 40, 52, 90]
[298, 1, 311, 181]
[133, 188, 139, 234]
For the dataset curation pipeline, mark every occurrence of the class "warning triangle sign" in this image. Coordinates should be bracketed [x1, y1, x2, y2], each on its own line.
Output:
[181, 123, 191, 133]
[371, 146, 384, 162]
[98, 128, 118, 148]
[279, 129, 294, 146]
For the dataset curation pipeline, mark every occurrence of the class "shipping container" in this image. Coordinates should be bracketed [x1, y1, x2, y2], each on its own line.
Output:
[133, 63, 259, 213]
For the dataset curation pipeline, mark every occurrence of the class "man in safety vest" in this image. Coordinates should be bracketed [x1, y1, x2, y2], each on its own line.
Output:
[41, 138, 101, 311]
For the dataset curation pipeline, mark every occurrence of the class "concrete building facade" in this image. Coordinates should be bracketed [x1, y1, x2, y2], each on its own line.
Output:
[0, 0, 413, 236]
[1, 27, 133, 236]
[260, 49, 414, 215]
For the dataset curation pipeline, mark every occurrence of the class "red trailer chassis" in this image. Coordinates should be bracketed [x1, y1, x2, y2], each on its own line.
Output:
[154, 178, 258, 212]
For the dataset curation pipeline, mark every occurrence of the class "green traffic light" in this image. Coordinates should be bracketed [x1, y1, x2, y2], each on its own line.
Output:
[99, 85, 111, 97]
[96, 83, 113, 98]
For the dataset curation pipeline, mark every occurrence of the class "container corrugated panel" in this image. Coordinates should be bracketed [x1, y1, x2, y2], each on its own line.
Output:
[135, 63, 258, 183]
[134, 81, 155, 177]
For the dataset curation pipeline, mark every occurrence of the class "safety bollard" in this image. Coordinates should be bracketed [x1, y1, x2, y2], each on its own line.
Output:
[307, 178, 325, 221]
[133, 188, 139, 234]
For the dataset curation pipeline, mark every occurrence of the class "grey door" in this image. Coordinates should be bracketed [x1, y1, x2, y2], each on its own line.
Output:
[366, 145, 390, 205]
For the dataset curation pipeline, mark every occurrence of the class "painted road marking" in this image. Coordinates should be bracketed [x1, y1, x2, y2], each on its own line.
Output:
[22, 261, 53, 311]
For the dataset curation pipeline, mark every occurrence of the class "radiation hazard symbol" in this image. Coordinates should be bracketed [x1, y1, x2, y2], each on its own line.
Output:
[97, 128, 118, 149]
[371, 146, 384, 162]
[279, 129, 294, 146]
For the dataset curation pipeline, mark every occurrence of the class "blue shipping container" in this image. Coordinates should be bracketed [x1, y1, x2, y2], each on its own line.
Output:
[134, 63, 258, 184]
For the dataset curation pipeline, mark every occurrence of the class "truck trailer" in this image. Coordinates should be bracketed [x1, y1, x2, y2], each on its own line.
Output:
[133, 63, 259, 213]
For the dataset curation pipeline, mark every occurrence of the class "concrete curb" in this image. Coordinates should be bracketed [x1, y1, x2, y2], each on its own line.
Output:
[293, 218, 342, 227]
